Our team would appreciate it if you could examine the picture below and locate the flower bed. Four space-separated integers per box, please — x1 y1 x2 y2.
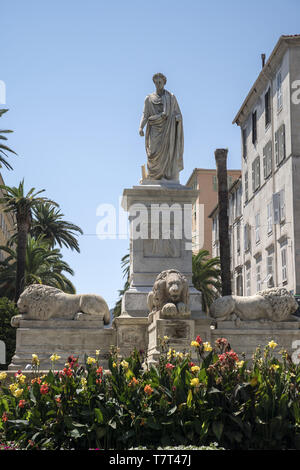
0 337 300 450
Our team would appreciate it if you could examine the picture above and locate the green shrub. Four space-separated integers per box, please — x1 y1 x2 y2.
0 337 300 450
0 297 18 370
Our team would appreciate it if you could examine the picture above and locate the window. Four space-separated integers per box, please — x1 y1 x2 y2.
266 255 274 287
244 223 251 252
246 266 251 296
252 156 260 193
236 222 241 254
255 213 260 244
275 124 286 165
236 274 243 296
276 70 282 111
265 87 271 127
263 141 272 179
236 185 242 218
281 247 287 282
252 110 257 144
213 216 219 244
279 189 285 223
244 171 248 202
267 201 273 234
242 127 247 159
256 264 261 292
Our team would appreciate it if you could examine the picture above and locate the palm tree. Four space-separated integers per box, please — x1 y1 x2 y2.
0 109 17 170
30 202 83 252
113 253 130 317
192 249 222 313
0 235 75 299
0 180 56 302
215 149 232 296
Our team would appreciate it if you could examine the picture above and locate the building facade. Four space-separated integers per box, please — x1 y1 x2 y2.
186 168 241 255
211 35 300 297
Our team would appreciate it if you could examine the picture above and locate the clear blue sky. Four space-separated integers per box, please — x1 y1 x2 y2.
2 0 300 308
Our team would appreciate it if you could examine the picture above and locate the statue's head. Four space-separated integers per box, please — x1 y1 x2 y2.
152 73 167 91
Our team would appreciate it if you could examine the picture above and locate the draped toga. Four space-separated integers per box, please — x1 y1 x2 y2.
140 90 184 181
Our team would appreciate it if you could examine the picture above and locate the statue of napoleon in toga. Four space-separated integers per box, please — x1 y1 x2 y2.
139 73 184 182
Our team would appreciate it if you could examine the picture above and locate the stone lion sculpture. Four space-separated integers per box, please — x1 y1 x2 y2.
209 287 299 323
11 284 111 327
147 269 190 318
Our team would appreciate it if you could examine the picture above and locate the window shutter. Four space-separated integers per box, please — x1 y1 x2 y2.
273 192 280 224
280 189 285 222
275 130 279 165
252 161 255 193
279 124 286 162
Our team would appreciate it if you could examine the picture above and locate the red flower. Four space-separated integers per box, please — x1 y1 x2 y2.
18 400 26 408
62 367 73 377
96 378 102 385
96 366 103 376
165 363 175 370
228 350 239 361
189 362 195 368
40 383 49 395
196 336 203 345
2 412 8 422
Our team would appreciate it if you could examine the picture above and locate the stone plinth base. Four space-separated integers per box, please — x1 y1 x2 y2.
113 315 148 358
8 320 116 371
147 311 211 364
211 320 300 361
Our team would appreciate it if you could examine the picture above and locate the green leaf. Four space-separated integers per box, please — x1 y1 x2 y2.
187 389 193 408
212 421 224 441
94 408 103 424
167 405 177 416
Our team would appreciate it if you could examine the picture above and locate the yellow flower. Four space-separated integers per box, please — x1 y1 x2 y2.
163 336 169 341
86 357 96 365
203 342 212 352
191 366 200 373
112 362 117 368
270 364 280 371
32 354 40 366
268 340 278 349
190 378 200 387
0 372 7 381
16 374 26 384
13 388 23 398
9 383 18 393
176 352 184 360
50 354 61 362
95 350 100 356
81 377 87 388
120 360 129 369
191 341 200 348
236 361 245 368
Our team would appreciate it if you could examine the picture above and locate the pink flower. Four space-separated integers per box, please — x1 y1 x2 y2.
166 363 175 370
196 336 203 345
40 384 49 395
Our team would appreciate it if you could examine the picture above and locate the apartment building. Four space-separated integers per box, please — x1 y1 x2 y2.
211 35 300 297
186 168 241 255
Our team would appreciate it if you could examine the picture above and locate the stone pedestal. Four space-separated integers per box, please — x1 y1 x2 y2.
113 315 148 358
8 319 116 371
121 180 203 317
210 320 300 361
147 311 212 364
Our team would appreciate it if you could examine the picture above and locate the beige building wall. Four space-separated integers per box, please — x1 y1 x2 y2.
220 35 300 297
186 168 241 256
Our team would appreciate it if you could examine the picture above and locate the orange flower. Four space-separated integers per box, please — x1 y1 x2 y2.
144 384 153 396
129 377 138 387
18 399 26 408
